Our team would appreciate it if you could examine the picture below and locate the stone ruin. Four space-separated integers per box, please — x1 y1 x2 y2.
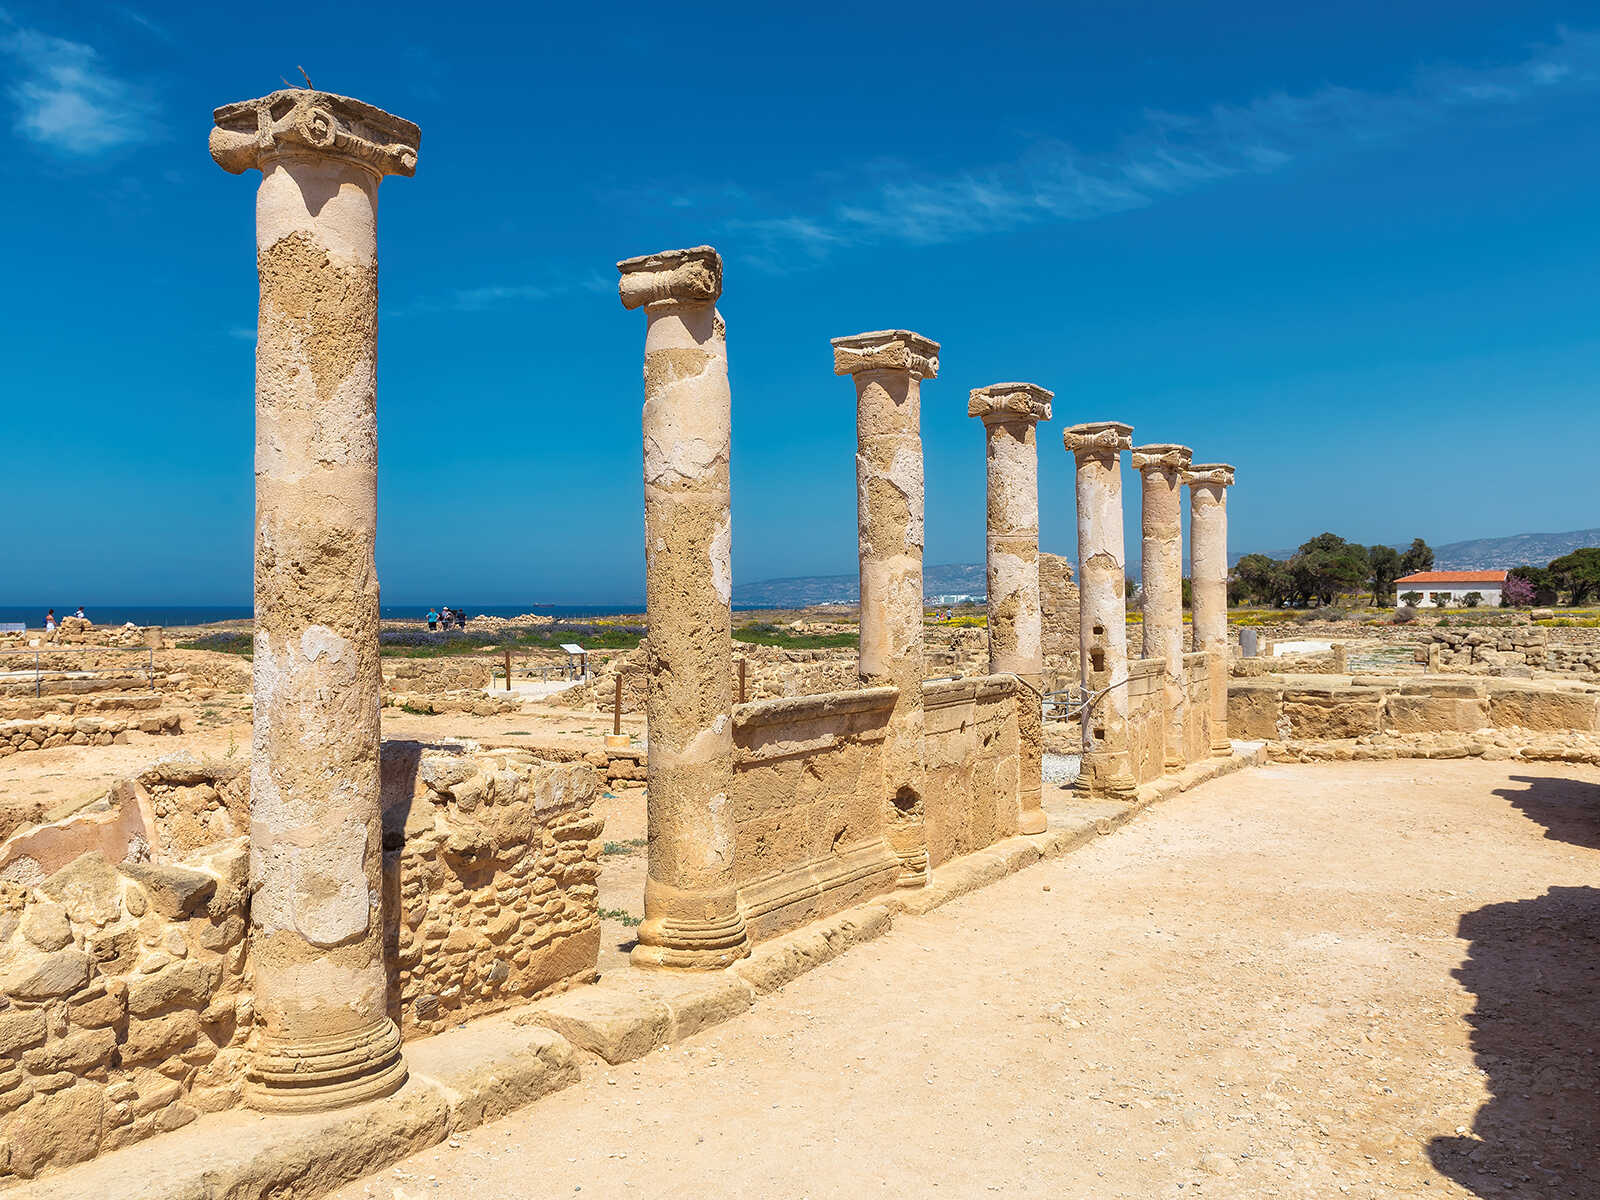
0 85 1243 1182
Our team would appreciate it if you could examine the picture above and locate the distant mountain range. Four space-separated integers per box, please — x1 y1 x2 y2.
1237 528 1600 570
736 529 1600 606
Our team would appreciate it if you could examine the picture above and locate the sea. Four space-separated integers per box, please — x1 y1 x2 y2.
0 603 768 630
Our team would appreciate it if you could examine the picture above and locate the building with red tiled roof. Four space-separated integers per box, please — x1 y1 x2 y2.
1394 570 1507 608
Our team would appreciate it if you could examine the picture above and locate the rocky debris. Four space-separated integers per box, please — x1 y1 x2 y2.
0 712 182 758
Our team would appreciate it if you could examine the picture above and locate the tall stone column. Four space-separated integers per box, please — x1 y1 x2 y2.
1186 463 1236 755
210 90 419 1111
1132 443 1193 772
1064 422 1136 799
833 331 938 886
618 247 749 968
969 383 1052 835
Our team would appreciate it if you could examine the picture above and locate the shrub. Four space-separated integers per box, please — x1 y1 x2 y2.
1462 591 1483 608
177 632 253 657
1393 605 1419 624
1400 591 1423 606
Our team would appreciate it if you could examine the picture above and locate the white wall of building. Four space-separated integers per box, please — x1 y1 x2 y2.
1395 585 1503 608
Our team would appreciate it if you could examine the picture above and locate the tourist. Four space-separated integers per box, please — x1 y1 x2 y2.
440 606 452 629
73 606 86 621
426 607 439 631
44 609 56 632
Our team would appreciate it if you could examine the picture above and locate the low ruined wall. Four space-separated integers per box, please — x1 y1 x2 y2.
382 745 601 1038
1126 658 1166 785
730 687 900 942
0 711 181 759
0 748 600 1181
384 657 494 694
384 689 522 717
1228 677 1600 743
1183 652 1212 762
922 676 1021 869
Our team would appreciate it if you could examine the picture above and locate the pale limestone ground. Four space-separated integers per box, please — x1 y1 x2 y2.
331 760 1599 1200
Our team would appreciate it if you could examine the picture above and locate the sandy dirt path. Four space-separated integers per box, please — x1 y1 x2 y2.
338 760 1596 1198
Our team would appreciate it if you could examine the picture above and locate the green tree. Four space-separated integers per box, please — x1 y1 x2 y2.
1400 591 1423 606
1547 547 1600 605
1291 533 1371 606
1399 537 1434 576
1368 544 1402 605
1233 553 1290 607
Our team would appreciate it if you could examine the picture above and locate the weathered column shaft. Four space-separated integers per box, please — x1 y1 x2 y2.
619 247 748 969
1186 463 1236 755
834 331 939 886
1134 444 1192 772
1065 422 1136 798
970 384 1052 835
211 90 419 1112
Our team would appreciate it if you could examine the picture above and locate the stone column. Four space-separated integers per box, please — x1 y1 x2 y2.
211 90 419 1111
1064 422 1136 799
1186 463 1236 755
833 331 939 886
969 383 1052 835
1132 443 1193 772
618 246 749 969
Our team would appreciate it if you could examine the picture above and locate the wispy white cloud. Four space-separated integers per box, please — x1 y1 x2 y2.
0 9 155 154
389 273 613 317
732 28 1600 263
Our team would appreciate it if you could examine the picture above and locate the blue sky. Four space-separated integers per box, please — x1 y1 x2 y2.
3 2 1597 604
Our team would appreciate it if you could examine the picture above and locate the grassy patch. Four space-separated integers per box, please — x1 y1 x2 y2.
379 623 644 658
602 838 648 856
177 632 252 657
599 906 642 927
734 622 857 649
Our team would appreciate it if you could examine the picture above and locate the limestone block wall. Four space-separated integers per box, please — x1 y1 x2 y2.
0 749 601 1181
1039 552 1082 674
381 746 601 1038
1183 652 1213 763
1126 658 1167 785
922 676 1022 868
0 712 182 760
730 688 901 942
384 657 495 693
1228 678 1600 742
0 763 252 1181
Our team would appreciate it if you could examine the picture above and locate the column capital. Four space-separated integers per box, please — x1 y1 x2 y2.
1131 443 1193 473
616 245 722 312
831 330 940 380
1063 420 1132 459
968 382 1052 424
1184 462 1236 488
211 89 419 178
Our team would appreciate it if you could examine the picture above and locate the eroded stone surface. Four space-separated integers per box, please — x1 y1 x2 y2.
619 247 748 969
1186 463 1235 754
836 330 941 885
1134 444 1193 771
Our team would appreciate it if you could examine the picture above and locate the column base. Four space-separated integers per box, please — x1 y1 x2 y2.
244 1017 406 1114
631 909 750 971
1163 754 1188 773
1019 809 1048 835
1210 738 1232 757
893 847 929 888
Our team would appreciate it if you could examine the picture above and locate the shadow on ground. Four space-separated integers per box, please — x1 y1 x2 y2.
1427 767 1600 1196
1493 774 1600 851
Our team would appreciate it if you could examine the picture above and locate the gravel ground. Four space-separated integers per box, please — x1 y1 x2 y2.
329 758 1599 1200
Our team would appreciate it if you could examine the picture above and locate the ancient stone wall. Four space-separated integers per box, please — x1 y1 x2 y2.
0 713 182 760
1126 658 1167 785
922 676 1021 868
0 748 599 1180
1183 652 1213 764
381 745 601 1038
384 657 494 693
730 688 900 942
1228 678 1600 743
1039 552 1081 670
